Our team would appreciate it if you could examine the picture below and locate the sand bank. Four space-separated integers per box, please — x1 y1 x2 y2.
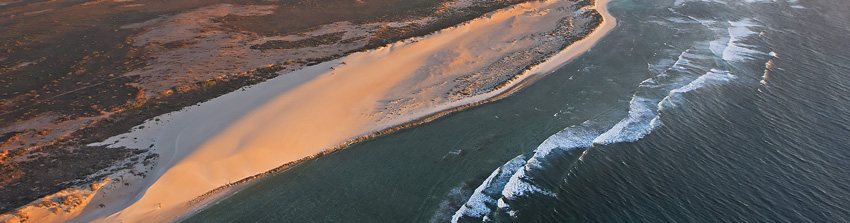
71 0 615 222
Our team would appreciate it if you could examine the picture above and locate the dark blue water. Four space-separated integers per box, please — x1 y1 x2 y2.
186 0 850 222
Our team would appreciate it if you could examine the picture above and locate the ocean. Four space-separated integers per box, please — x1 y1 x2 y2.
185 0 850 222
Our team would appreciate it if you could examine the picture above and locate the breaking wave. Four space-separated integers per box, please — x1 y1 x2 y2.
721 19 766 62
449 0 783 220
451 155 527 222
452 20 772 221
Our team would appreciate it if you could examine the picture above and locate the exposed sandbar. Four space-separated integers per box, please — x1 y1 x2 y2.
70 0 616 222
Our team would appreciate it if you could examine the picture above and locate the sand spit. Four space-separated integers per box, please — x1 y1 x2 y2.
0 0 532 217
61 0 615 222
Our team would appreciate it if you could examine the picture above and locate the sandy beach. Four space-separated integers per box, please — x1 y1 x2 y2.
66 0 616 222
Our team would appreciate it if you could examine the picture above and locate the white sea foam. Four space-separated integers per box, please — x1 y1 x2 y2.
674 0 724 6
741 0 799 3
593 96 662 145
497 119 614 200
480 121 610 220
589 48 709 144
660 69 737 109
671 49 702 71
739 0 805 8
451 155 526 222
597 68 736 146
722 19 766 62
501 167 556 200
674 0 802 8
710 37 730 58
492 67 742 220
466 0 786 219
668 48 715 77
671 69 736 94
497 198 508 209
533 121 603 159
699 18 771 64
495 48 743 206
664 17 700 24
479 51 742 219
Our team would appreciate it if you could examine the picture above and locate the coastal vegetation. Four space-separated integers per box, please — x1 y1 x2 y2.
0 0 536 215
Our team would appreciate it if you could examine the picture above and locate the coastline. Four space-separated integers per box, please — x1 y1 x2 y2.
69 0 617 222
0 0 530 214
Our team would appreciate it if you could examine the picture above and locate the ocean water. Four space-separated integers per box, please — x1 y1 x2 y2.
185 0 850 222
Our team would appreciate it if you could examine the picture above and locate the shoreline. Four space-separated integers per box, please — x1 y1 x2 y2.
181 0 616 220
0 0 531 214
71 0 616 222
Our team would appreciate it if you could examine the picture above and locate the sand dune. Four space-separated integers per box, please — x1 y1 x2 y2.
73 0 615 222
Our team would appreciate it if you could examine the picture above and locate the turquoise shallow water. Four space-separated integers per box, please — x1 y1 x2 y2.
186 0 850 222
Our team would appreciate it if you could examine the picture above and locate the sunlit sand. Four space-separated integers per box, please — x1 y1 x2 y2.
70 0 615 222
